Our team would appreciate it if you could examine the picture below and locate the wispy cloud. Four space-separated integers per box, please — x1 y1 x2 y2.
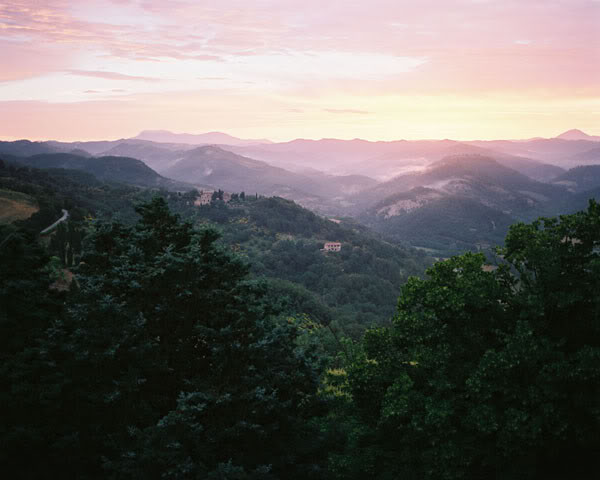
68 70 162 82
324 109 371 115
190 55 223 61
84 88 127 94
0 0 598 140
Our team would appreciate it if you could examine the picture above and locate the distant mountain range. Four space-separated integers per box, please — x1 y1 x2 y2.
132 130 273 146
3 128 597 180
466 138 599 165
159 145 377 214
222 129 598 179
566 146 600 166
354 154 565 214
0 141 377 215
355 155 589 254
1 128 599 255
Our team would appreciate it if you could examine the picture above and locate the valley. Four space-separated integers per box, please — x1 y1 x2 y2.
3 0 599 476
2 126 599 361
0 156 431 342
2 127 598 341
2 128 599 256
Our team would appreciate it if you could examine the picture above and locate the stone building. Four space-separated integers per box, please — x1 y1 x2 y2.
194 190 232 206
322 242 342 252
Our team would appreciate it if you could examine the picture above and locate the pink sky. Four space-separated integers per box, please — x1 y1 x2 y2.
0 0 599 141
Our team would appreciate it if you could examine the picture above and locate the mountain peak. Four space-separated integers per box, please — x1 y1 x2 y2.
556 129 593 140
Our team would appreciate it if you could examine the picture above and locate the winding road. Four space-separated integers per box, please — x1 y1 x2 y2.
41 209 69 234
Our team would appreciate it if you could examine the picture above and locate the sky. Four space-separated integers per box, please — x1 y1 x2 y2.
0 0 599 142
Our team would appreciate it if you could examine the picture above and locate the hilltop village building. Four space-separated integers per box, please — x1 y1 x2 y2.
194 190 232 206
194 191 213 206
322 242 342 252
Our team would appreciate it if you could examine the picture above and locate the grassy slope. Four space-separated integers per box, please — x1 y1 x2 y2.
0 189 38 224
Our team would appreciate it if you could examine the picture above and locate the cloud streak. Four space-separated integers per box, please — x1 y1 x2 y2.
68 69 162 82
324 109 371 115
0 0 598 140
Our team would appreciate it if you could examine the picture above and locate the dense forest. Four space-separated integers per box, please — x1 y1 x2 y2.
165 192 433 340
1 160 599 478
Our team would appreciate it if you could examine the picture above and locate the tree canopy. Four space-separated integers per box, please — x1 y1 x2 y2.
330 200 600 479
2 197 324 479
2 188 599 479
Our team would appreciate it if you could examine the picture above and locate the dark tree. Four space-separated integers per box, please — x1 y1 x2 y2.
0 226 65 478
331 201 600 480
32 197 324 478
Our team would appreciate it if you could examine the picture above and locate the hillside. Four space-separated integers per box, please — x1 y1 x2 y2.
551 165 600 193
11 153 194 191
0 140 59 157
359 187 514 254
563 187 600 214
300 171 378 194
353 155 569 254
159 145 375 214
0 189 38 224
97 141 194 171
0 155 432 337
0 157 148 233
16 139 378 214
164 193 433 337
161 145 320 193
566 146 600 166
0 139 379 215
496 155 565 182
353 155 564 216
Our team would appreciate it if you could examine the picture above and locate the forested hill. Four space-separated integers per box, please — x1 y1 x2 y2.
353 155 585 255
1 163 598 477
6 152 194 191
164 193 433 338
0 156 145 232
0 158 432 339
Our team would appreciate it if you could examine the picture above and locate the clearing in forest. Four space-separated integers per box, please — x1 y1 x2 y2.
0 189 39 224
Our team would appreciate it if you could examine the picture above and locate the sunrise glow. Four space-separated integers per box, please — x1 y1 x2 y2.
1 0 599 141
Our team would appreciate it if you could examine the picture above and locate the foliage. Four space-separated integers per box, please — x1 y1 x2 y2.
0 224 65 478
362 192 515 255
355 155 584 256
2 160 600 479
1 197 325 478
11 152 192 190
0 156 145 231
165 194 433 341
333 201 600 479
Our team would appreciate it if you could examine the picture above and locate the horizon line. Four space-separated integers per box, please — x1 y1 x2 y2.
1 127 599 145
